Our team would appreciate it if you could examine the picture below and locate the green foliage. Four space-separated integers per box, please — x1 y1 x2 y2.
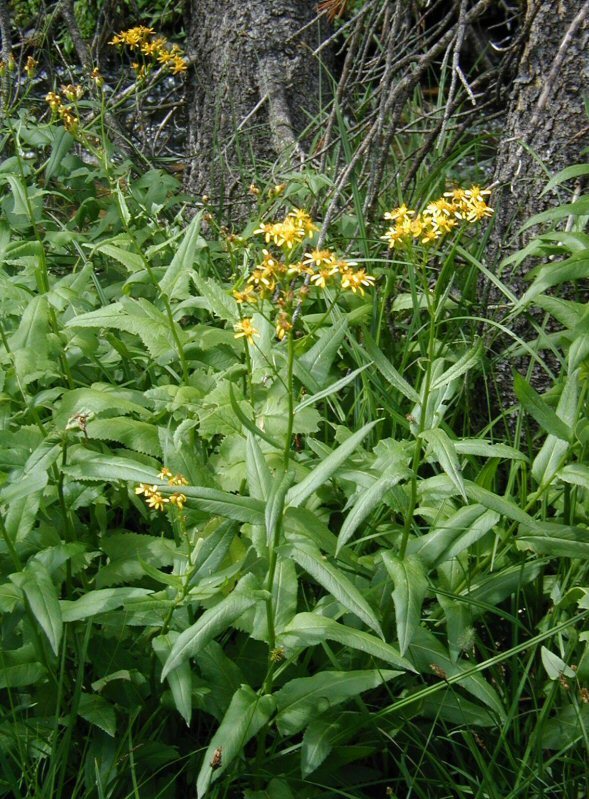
1 50 589 799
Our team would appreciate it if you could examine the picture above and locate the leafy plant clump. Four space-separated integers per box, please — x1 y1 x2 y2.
1 41 589 799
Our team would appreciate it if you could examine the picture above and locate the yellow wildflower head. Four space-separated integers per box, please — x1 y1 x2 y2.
25 56 38 77
234 318 258 344
340 267 375 295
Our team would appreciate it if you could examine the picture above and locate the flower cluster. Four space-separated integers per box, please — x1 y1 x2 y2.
24 56 38 78
109 26 188 76
45 84 84 132
233 207 375 344
135 467 188 512
381 186 493 249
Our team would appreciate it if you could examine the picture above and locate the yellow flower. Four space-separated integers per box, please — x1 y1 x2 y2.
288 208 318 237
158 467 173 480
275 312 292 340
233 284 256 304
169 492 187 509
340 268 375 295
384 204 414 223
45 91 62 110
90 67 104 86
61 83 84 101
24 56 38 77
303 248 335 268
146 491 169 511
234 318 258 344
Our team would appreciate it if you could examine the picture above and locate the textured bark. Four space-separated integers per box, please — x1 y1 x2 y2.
185 0 328 215
482 0 589 415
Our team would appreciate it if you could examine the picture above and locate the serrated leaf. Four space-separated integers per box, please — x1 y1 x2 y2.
274 669 399 736
85 417 161 456
286 420 377 508
78 693 117 737
196 685 275 798
161 579 257 679
381 553 428 655
96 243 144 272
62 454 160 485
191 273 239 322
288 542 382 636
279 613 414 671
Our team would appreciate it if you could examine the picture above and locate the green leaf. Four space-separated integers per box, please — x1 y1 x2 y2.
301 717 341 776
408 628 505 720
362 332 420 402
453 440 527 460
153 633 193 725
265 470 295 549
0 662 46 688
288 542 382 636
196 686 275 798
286 420 377 507
160 212 205 299
95 243 145 272
62 454 160 485
541 646 576 680
274 669 399 736
541 163 589 195
44 127 75 180
337 472 406 553
522 252 589 304
294 364 371 412
161 579 257 679
532 370 578 485
381 553 428 656
278 612 414 671
513 372 571 441
429 343 482 390
421 428 467 501
558 463 589 490
407 504 500 567
465 482 534 526
246 432 272 501
78 693 117 737
12 563 63 655
60 588 154 622
297 319 348 387
179 485 266 525
191 273 239 323
85 417 162 457
517 521 589 559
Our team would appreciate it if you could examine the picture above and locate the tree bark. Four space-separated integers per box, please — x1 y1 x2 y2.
482 0 589 413
184 0 328 217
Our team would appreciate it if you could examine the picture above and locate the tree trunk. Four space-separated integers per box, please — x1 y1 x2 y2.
184 0 328 217
483 0 589 414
